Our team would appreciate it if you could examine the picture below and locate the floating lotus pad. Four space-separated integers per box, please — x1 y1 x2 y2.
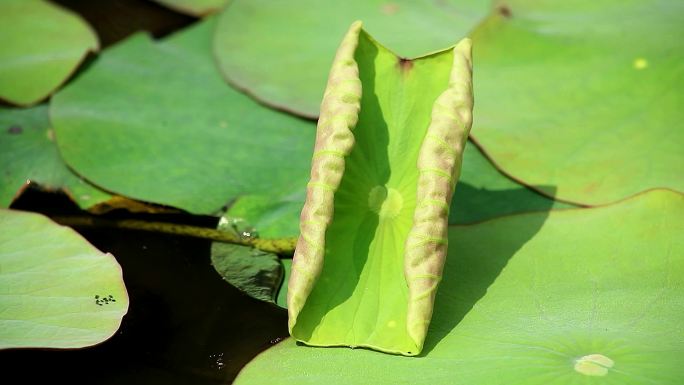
235 189 684 384
470 0 684 204
0 0 99 106
213 0 489 118
0 209 128 349
0 105 112 208
151 0 228 16
51 18 314 216
287 23 473 356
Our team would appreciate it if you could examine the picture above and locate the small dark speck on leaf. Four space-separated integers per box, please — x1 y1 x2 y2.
398 57 413 72
498 4 512 18
7 125 22 134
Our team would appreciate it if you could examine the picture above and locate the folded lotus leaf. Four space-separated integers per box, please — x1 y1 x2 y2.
287 22 473 356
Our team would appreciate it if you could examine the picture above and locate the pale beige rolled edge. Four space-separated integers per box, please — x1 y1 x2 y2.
287 21 363 333
404 38 473 351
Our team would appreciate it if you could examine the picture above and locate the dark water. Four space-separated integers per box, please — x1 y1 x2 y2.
3 188 288 384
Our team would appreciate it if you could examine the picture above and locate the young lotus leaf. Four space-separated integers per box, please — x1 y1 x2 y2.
151 0 228 16
0 209 128 349
470 0 684 204
0 105 112 208
0 0 99 106
51 18 314 216
236 190 684 384
287 22 473 356
213 0 489 118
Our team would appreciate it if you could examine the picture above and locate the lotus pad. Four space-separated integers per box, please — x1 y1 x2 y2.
51 18 314 216
213 0 489 118
151 0 228 16
0 209 128 349
287 23 473 356
470 0 684 204
0 0 99 106
0 105 112 208
236 189 684 384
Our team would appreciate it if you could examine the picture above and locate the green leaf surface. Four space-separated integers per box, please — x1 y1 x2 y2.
0 209 128 349
287 24 473 355
51 18 315 216
236 189 684 384
211 217 283 303
276 258 291 308
151 0 228 16
0 105 112 208
211 243 283 303
451 141 575 225
470 0 684 205
213 0 490 118
0 0 99 106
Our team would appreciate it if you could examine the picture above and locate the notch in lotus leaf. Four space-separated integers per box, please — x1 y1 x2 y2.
287 21 473 356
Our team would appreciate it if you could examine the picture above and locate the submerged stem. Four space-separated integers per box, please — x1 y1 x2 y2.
53 216 297 255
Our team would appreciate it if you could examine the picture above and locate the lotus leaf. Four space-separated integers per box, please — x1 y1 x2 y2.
51 18 315 216
235 189 684 384
211 217 283 303
0 0 99 106
213 0 489 118
0 209 128 349
287 22 473 356
0 105 112 208
151 0 228 16
470 0 684 204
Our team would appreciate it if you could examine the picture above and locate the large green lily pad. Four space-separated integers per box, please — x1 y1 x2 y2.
470 0 684 205
0 0 99 106
151 0 228 16
0 209 128 349
213 0 490 118
51 18 315 216
236 189 684 384
0 105 112 208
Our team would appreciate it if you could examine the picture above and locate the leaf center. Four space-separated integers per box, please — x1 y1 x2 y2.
367 185 403 219
573 354 614 376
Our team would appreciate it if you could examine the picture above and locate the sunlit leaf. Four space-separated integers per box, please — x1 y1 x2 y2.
51 18 315 217
0 0 99 106
151 0 228 16
213 0 490 118
0 209 128 349
235 189 684 385
0 105 112 208
470 0 684 204
287 23 473 355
